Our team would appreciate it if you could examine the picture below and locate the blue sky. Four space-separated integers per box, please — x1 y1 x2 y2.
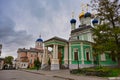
0 0 90 58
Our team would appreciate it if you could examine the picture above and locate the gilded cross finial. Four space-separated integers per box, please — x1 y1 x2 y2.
72 11 74 18
39 34 41 38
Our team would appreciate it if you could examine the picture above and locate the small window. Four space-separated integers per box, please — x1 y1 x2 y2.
83 34 88 41
77 36 79 40
74 52 78 60
74 48 78 60
86 52 90 61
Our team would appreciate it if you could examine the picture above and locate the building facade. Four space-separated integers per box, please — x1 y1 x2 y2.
42 10 118 70
16 36 43 69
17 7 118 70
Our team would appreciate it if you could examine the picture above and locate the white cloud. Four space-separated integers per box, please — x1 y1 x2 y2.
0 0 90 58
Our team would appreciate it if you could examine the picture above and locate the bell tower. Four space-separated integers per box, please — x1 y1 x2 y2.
35 35 43 50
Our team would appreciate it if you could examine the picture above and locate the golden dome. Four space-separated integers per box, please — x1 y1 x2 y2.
79 11 85 18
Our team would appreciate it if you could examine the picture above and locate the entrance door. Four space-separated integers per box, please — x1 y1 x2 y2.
58 52 62 68
58 52 62 65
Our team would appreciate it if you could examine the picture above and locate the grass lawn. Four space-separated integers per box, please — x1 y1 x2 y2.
70 66 120 77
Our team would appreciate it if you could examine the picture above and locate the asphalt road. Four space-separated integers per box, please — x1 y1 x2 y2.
0 70 67 80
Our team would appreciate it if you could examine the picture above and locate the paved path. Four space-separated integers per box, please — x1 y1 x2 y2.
0 70 66 80
21 69 108 80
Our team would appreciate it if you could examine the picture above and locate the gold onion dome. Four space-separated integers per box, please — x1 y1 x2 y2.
79 11 85 19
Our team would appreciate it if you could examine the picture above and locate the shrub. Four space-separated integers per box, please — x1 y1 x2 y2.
70 67 120 77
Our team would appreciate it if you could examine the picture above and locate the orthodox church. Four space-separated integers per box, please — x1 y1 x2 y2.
17 6 117 70
41 9 117 70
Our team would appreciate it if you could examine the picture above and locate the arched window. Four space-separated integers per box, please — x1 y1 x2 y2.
86 52 90 61
74 48 78 60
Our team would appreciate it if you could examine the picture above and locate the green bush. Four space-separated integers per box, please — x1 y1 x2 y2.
70 67 120 77
27 67 37 70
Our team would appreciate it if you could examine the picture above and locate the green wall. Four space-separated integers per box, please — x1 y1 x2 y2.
70 42 93 65
71 43 82 64
94 53 118 66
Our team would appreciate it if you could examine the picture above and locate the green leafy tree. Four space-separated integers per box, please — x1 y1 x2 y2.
90 0 120 67
34 58 41 70
4 56 14 65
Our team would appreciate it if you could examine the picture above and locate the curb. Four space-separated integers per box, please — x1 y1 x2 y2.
20 70 75 80
108 77 120 80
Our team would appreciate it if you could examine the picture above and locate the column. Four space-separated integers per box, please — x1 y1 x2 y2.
55 45 58 59
64 44 68 65
51 44 59 70
69 43 72 64
81 42 84 64
41 47 48 69
53 44 56 59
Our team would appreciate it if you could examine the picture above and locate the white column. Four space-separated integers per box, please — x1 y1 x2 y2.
41 47 47 68
51 44 59 70
64 44 68 64
81 42 84 64
53 44 56 59
69 43 72 64
55 45 58 59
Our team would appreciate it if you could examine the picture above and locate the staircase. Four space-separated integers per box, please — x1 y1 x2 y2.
41 64 50 71
60 65 68 69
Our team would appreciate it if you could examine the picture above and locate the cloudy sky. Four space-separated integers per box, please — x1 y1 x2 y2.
0 0 90 58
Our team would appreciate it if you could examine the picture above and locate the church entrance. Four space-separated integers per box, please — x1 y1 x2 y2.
58 52 62 66
43 36 68 70
58 46 64 69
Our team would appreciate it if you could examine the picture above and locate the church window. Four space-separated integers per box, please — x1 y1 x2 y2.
74 52 78 60
79 35 82 40
85 48 90 61
83 34 88 41
77 36 79 40
86 52 90 61
74 48 78 60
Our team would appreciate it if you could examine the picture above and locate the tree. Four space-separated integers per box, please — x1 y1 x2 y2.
90 0 120 67
4 56 14 65
34 57 41 70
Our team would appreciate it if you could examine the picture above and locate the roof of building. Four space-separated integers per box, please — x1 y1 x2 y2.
84 12 91 18
71 25 93 33
17 48 28 53
17 48 43 53
79 11 85 18
44 36 68 43
70 18 76 23
36 38 43 42
28 48 43 53
69 39 94 44
92 19 98 24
